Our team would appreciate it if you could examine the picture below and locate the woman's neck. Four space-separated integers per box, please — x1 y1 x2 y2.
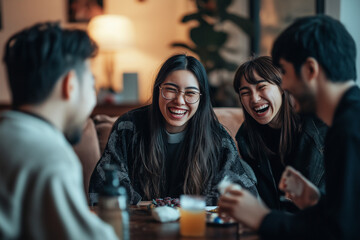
165 130 186 144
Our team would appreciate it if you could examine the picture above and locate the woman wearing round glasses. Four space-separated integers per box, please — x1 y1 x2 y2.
89 54 258 205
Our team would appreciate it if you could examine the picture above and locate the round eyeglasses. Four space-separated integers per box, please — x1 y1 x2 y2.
159 86 201 104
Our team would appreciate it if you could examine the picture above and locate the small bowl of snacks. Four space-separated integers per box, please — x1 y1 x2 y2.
205 206 237 227
148 197 181 223
149 197 180 209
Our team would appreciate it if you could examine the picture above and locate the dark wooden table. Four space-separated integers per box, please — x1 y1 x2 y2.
127 207 259 240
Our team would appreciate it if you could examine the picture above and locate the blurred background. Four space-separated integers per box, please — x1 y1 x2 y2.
0 0 359 109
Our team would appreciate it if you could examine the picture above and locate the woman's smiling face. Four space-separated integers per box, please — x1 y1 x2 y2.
239 71 283 128
158 70 200 133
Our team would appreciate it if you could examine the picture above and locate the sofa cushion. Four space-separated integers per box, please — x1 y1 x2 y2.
72 118 100 203
214 107 243 140
93 114 118 154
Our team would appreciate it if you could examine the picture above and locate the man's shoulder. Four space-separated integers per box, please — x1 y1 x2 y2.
329 89 360 140
0 111 76 168
333 87 360 131
0 112 65 145
332 110 360 139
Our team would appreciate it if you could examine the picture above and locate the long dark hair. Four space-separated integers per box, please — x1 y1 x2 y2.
133 54 222 199
233 56 301 163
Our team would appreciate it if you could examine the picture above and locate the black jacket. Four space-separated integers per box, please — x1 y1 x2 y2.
259 86 360 240
236 115 327 211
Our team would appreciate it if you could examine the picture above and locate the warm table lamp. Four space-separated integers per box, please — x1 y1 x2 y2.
88 14 134 92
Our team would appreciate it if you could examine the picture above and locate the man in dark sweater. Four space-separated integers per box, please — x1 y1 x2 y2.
218 15 359 239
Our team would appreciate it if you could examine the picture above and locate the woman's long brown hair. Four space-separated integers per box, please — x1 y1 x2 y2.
132 54 222 199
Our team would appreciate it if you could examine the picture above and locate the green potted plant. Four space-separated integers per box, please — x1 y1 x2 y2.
171 0 253 106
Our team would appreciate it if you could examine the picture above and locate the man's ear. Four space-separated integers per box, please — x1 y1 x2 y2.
303 57 319 83
61 71 75 100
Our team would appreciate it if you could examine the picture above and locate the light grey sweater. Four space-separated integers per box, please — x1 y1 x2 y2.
0 111 118 240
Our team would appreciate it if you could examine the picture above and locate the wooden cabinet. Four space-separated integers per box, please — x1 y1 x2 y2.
91 104 144 117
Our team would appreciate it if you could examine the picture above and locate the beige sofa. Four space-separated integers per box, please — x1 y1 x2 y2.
73 107 244 202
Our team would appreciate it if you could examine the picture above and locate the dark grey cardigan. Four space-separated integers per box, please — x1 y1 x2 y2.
89 105 258 206
236 115 327 211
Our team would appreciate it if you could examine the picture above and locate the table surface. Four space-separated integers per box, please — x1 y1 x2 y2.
118 206 259 240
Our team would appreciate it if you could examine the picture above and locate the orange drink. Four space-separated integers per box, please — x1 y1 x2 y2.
180 208 206 236
180 195 206 237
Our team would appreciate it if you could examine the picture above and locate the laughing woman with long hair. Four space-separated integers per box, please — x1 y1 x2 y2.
89 54 257 205
233 56 327 212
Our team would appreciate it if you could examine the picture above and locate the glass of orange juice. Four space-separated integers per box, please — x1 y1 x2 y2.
180 195 206 237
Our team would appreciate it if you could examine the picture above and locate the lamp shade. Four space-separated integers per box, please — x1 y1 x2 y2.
88 14 134 51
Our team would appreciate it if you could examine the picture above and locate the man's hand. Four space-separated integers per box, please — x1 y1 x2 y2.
279 166 320 209
218 188 270 231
